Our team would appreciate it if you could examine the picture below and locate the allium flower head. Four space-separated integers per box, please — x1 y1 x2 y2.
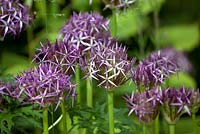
15 63 76 107
124 88 162 123
84 39 135 90
188 89 200 114
60 12 110 55
162 87 191 124
33 40 80 75
0 0 32 38
133 48 179 90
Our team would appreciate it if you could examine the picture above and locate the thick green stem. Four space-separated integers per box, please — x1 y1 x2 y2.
61 101 67 134
86 78 93 107
108 91 114 134
154 115 159 134
192 113 197 134
75 65 81 103
142 124 146 134
43 108 49 134
153 10 160 49
169 124 175 134
27 27 33 60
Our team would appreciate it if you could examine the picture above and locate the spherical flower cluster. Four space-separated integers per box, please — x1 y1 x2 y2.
15 63 76 107
60 12 110 55
0 0 32 37
33 40 80 75
188 89 200 113
133 48 179 90
162 87 191 124
84 38 135 90
124 88 162 123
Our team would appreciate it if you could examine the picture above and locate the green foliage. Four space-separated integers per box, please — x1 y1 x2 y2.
71 0 100 11
109 8 147 40
0 96 42 134
159 24 199 51
114 80 136 95
1 52 31 75
67 103 140 133
167 72 197 89
140 0 165 14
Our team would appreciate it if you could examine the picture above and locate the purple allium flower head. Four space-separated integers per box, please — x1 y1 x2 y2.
124 88 162 123
60 12 110 55
188 89 200 114
162 87 191 124
33 40 80 75
133 48 179 90
84 39 135 90
0 0 32 38
15 63 76 108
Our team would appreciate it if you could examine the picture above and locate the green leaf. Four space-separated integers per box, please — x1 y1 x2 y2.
1 52 32 75
3 64 32 75
15 106 42 119
167 72 197 88
109 9 147 40
1 52 29 67
0 113 15 134
114 80 136 95
140 0 165 14
71 0 90 11
71 0 100 11
159 24 199 51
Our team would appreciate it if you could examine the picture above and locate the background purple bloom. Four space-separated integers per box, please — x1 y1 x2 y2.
133 48 180 90
0 0 32 37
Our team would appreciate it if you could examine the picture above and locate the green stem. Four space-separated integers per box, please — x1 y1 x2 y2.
48 115 63 131
169 124 175 134
86 78 93 107
154 115 159 134
192 113 197 134
153 10 160 49
75 65 81 103
61 101 67 134
113 10 118 37
27 27 33 61
108 91 114 134
43 108 49 134
143 124 146 134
